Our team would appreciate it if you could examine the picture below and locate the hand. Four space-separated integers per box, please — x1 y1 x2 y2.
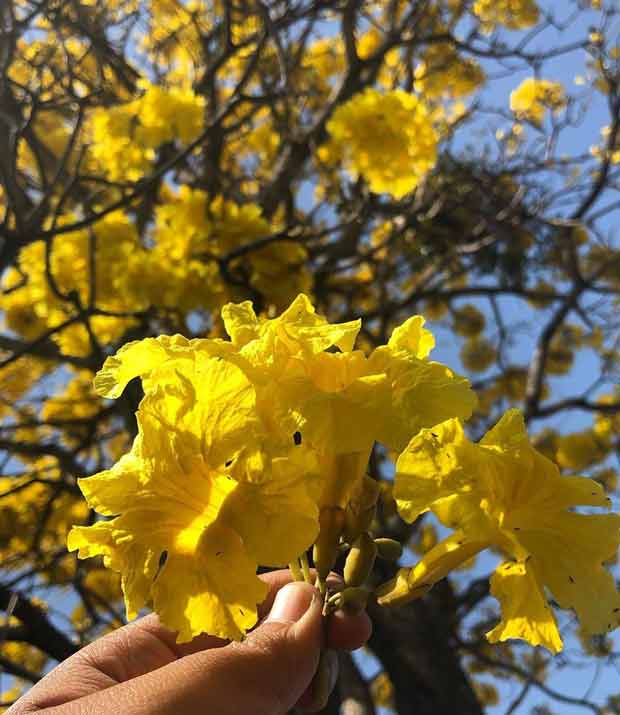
9 570 371 715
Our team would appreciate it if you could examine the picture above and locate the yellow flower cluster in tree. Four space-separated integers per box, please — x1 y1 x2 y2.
472 0 540 33
0 212 148 357
323 89 438 199
71 567 123 633
89 81 205 181
510 78 566 125
380 411 620 653
1 194 309 357
414 45 485 99
69 295 475 641
151 188 310 311
0 613 48 705
0 457 88 564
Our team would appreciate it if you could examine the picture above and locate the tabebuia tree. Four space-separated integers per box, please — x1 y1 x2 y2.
1 0 620 713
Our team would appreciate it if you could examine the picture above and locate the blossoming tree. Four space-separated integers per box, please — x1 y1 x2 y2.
1 0 620 713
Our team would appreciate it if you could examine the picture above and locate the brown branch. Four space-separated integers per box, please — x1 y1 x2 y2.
0 585 78 662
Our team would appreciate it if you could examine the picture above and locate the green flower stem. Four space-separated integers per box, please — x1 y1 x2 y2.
300 551 312 583
289 560 303 582
316 572 327 597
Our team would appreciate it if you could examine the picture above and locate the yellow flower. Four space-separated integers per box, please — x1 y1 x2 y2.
70 348 320 642
72 567 123 630
555 430 610 471
370 671 395 711
0 356 50 418
368 316 477 451
510 78 566 125
2 685 24 712
325 89 438 199
460 336 496 372
0 614 47 677
0 211 146 356
414 45 485 99
219 299 474 523
150 187 310 312
89 81 205 181
473 0 539 33
220 298 476 457
379 409 620 653
0 457 87 562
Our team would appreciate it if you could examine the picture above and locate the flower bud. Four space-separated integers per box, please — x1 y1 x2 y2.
313 506 345 579
327 586 369 613
345 503 376 542
374 537 403 561
344 532 378 587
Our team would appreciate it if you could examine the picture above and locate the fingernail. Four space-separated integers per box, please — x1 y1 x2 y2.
267 582 316 624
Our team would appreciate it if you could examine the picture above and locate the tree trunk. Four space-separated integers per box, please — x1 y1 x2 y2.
368 582 484 715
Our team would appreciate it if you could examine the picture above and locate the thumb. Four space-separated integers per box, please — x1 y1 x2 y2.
196 581 326 715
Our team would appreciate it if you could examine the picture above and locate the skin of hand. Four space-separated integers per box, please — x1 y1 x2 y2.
8 570 372 715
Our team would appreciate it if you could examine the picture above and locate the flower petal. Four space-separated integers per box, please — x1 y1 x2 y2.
387 315 435 359
151 522 268 642
223 450 320 565
68 520 159 620
486 560 563 654
394 419 479 523
94 335 195 398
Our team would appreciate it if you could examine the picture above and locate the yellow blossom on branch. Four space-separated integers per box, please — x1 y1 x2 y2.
473 0 540 33
323 89 438 199
510 78 566 125
414 45 485 99
89 81 205 181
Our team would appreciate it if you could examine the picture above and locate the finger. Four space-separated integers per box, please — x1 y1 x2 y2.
328 607 372 651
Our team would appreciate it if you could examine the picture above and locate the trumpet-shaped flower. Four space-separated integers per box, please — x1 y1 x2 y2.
69 352 320 642
473 0 540 33
378 409 620 653
368 316 477 452
219 297 476 507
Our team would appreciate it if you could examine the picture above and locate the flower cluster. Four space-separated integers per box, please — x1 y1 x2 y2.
152 188 310 311
472 0 540 33
89 81 205 181
69 295 475 641
0 195 310 358
0 212 147 357
414 45 485 99
510 78 566 125
68 295 620 652
322 89 438 199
